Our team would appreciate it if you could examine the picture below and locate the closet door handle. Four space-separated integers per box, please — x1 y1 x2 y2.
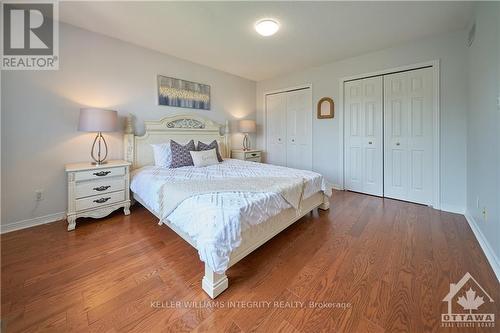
396 142 400 146
291 139 295 143
278 138 282 142
368 141 373 145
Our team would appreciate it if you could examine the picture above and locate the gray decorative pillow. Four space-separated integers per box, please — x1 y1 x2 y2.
198 140 223 162
169 140 195 168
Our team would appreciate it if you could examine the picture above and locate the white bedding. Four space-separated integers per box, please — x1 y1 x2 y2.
130 159 331 273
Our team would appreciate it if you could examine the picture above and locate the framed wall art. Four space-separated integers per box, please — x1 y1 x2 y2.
157 75 210 110
317 97 334 119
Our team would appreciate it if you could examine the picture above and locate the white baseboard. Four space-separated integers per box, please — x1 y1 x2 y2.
465 211 500 282
440 204 465 214
1 212 66 234
332 183 343 191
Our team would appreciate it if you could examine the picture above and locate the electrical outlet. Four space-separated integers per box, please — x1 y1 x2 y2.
35 190 43 201
482 207 487 222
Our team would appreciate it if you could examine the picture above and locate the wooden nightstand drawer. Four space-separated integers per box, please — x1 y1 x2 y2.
231 149 263 163
75 190 125 211
74 167 125 181
245 151 261 159
75 178 126 199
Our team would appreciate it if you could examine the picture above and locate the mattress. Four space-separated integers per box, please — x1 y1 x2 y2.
130 158 331 272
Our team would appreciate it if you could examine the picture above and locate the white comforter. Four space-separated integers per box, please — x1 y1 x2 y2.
130 159 331 273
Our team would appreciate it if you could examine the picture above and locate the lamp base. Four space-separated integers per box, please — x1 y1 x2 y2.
91 161 108 166
242 133 251 151
91 132 109 165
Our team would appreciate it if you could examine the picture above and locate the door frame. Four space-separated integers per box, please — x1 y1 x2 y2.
338 60 440 209
263 84 313 167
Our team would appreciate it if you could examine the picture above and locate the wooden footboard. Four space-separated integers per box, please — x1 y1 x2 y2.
133 191 329 298
227 191 326 267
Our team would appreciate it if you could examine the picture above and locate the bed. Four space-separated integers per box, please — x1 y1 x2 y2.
124 114 330 298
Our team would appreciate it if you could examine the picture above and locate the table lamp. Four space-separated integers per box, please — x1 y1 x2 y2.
78 108 118 165
239 119 256 151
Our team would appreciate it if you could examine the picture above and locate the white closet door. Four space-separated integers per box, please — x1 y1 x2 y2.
344 77 383 196
265 93 287 166
286 88 312 170
384 68 433 204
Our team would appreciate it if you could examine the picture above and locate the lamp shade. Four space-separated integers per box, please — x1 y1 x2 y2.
239 119 256 133
78 108 118 132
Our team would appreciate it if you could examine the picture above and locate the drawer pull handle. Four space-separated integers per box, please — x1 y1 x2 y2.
93 197 111 204
93 171 111 177
251 153 257 156
93 185 110 192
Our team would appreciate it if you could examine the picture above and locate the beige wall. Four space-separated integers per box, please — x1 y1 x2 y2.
1 23 256 227
466 3 500 269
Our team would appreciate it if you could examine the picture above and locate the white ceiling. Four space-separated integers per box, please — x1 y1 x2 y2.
60 1 473 81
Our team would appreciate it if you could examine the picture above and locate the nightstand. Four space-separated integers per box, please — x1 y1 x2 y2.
65 160 131 231
231 149 262 163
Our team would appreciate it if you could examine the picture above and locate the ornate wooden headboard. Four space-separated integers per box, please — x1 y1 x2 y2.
124 114 229 169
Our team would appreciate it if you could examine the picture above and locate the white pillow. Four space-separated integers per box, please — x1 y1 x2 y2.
190 148 219 167
151 143 172 167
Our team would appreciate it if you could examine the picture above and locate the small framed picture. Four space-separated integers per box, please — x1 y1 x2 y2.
317 97 334 119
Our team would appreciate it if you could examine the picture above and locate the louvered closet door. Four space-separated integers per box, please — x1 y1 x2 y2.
384 68 433 204
286 88 312 170
344 77 383 196
265 93 287 166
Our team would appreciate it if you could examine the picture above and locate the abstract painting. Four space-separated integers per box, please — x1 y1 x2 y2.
157 75 210 110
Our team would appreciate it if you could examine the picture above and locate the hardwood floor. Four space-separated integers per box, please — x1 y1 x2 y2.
1 190 499 332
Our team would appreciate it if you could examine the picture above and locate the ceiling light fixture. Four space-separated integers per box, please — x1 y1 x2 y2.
255 19 280 37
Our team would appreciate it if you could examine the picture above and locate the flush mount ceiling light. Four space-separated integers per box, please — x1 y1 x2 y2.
255 19 280 37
